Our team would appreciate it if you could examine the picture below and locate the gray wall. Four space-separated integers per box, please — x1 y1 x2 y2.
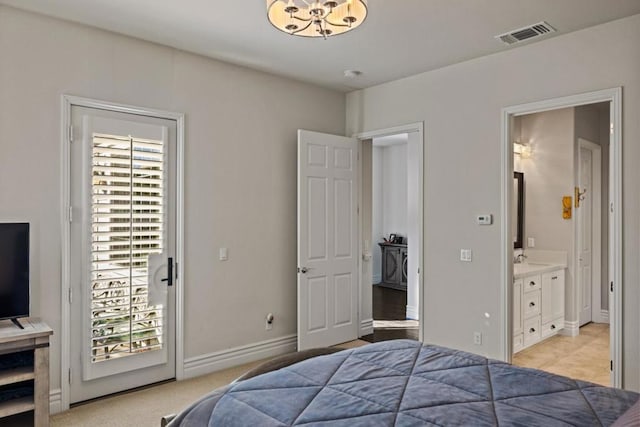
516 108 576 320
346 14 640 390
0 6 345 394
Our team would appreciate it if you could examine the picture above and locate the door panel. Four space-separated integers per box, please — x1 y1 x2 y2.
70 105 176 403
578 145 593 326
298 130 358 350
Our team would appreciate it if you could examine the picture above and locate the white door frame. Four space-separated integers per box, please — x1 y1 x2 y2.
500 87 622 387
576 138 603 324
60 95 185 411
354 122 424 342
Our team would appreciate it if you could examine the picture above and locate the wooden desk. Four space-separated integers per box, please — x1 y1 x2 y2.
0 318 53 426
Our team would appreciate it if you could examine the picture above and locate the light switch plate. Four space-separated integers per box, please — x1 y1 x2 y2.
460 249 472 262
219 247 228 261
528 237 535 248
476 214 493 225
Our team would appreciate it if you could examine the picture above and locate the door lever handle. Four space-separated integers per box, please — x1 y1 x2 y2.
161 257 173 286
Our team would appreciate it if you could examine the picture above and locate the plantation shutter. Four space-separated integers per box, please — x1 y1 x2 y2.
90 131 165 363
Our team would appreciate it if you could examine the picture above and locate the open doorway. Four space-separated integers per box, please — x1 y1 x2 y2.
510 103 610 385
358 127 423 344
296 124 423 350
501 88 622 388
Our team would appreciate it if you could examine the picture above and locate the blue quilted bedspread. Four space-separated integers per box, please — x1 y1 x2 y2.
171 340 639 426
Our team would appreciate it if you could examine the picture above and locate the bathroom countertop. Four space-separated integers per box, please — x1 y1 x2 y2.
513 262 566 278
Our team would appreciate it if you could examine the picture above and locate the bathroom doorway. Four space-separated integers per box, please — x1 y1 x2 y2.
501 88 622 387
510 103 610 385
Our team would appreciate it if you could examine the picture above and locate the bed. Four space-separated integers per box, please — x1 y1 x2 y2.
168 339 639 426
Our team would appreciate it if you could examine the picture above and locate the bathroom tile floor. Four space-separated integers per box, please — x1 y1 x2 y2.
512 322 610 386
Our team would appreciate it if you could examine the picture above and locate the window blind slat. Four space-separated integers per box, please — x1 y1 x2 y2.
89 131 165 364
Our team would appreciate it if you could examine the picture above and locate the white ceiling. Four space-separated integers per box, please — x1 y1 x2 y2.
2 0 640 92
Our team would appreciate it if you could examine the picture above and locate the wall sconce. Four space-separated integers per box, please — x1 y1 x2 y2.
514 140 533 159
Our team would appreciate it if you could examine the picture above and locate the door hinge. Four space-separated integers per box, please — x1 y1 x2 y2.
68 125 73 143
417 267 420 274
175 262 178 280
68 206 73 223
68 287 73 304
610 202 614 213
68 368 72 384
610 282 613 292
610 360 613 372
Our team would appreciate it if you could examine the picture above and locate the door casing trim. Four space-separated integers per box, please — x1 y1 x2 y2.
60 95 185 411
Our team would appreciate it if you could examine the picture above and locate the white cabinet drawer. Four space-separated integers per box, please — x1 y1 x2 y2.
523 290 541 319
523 274 542 293
513 334 524 353
524 316 541 346
542 318 564 338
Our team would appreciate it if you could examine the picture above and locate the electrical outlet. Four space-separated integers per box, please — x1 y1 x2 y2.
528 237 535 248
473 332 482 345
460 249 472 262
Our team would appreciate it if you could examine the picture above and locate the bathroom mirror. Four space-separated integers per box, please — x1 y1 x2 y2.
513 172 524 249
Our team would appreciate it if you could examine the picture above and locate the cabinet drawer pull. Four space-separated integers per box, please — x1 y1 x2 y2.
529 328 536 333
551 324 556 330
551 276 558 280
529 281 536 286
529 302 536 307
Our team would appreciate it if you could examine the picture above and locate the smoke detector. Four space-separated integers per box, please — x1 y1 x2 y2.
496 21 556 45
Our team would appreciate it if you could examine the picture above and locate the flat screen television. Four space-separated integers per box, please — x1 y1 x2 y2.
0 223 30 327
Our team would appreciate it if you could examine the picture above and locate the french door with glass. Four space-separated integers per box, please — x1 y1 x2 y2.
69 105 177 403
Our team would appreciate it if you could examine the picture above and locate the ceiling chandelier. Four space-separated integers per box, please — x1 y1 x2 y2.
266 0 368 39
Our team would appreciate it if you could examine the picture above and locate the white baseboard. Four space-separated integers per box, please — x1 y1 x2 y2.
372 274 382 284
360 318 373 336
183 334 297 379
406 305 419 320
600 310 609 323
50 388 63 414
560 320 580 337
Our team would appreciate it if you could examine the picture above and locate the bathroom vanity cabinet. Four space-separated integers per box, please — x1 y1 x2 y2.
513 268 565 353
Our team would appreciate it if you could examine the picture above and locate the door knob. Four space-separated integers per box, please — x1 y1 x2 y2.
298 267 309 274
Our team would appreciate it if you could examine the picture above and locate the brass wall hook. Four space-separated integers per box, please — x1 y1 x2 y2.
575 187 587 208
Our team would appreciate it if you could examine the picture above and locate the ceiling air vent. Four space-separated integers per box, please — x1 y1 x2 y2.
496 21 556 45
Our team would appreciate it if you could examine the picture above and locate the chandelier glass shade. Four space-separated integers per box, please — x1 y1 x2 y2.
266 0 368 38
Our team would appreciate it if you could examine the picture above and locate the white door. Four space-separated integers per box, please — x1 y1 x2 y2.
576 139 601 326
297 130 359 350
70 106 177 403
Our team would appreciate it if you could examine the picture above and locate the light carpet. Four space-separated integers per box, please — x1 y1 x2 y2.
0 339 369 427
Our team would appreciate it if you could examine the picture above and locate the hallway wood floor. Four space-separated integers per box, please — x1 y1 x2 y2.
361 285 418 343
512 322 610 386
